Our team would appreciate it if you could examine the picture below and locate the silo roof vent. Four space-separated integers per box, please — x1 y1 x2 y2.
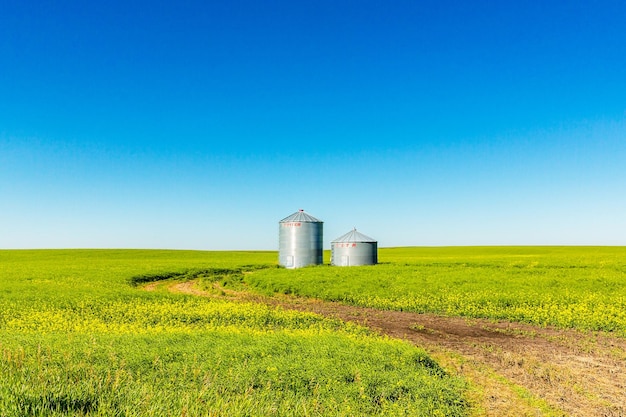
279 209 323 223
332 228 377 243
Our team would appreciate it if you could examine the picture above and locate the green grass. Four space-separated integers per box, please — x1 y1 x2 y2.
244 246 626 335
0 249 468 416
5 246 622 416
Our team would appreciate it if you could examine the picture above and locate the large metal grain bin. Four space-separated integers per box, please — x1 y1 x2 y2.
278 209 323 268
331 228 377 266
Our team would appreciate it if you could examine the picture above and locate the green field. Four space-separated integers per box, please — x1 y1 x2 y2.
1 247 625 416
245 247 626 335
0 250 467 417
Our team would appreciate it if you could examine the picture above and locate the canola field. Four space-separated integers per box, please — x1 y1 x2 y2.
244 246 626 335
2 247 625 416
0 250 467 417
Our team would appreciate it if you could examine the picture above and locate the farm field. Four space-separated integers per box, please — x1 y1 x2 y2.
1 247 625 416
245 246 626 335
216 246 626 415
0 249 466 417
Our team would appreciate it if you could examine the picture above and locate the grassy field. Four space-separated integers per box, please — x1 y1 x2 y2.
243 247 626 335
0 250 468 417
2 247 625 416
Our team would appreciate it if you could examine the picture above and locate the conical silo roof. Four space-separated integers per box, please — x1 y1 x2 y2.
332 228 376 243
279 209 323 223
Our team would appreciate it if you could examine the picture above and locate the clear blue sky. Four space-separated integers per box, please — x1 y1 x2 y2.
1 0 625 249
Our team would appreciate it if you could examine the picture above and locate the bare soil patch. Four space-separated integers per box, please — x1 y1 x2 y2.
142 282 160 291
159 281 626 416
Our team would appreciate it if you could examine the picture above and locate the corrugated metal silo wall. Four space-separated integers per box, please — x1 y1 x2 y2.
331 242 378 266
279 221 323 268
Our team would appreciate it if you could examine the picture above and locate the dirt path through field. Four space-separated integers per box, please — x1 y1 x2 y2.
164 281 626 416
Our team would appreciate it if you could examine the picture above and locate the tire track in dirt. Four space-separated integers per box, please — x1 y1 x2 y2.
161 281 626 416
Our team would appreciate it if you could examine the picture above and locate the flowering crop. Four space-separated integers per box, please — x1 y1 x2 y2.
0 249 468 417
246 246 626 335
